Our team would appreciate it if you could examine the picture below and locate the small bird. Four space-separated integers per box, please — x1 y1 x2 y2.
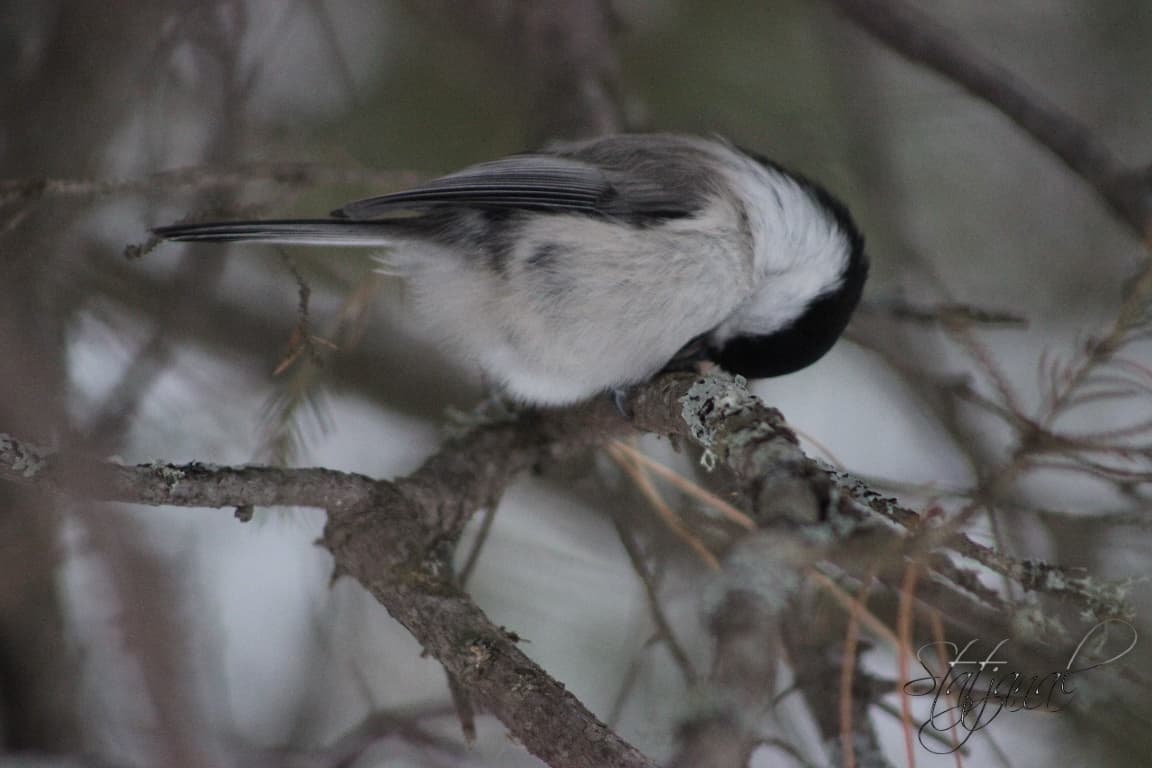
154 133 867 406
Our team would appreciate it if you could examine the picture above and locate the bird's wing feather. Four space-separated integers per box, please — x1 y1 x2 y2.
152 219 401 246
334 145 707 220
334 155 614 219
154 136 733 245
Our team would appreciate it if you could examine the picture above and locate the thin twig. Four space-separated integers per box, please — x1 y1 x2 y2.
896 562 920 768
606 443 721 570
610 507 699 687
0 162 421 207
457 506 498 587
609 440 755 530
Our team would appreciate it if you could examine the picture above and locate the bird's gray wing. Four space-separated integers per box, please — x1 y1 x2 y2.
333 151 701 220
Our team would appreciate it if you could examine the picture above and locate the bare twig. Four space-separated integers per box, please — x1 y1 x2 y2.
609 440 756 531
607 442 721 569
0 162 421 207
859 299 1029 328
609 507 700 687
456 505 498 587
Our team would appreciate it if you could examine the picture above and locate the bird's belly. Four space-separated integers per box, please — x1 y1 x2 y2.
406 216 750 404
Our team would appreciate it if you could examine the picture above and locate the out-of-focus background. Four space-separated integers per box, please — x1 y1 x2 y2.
2 1 1151 766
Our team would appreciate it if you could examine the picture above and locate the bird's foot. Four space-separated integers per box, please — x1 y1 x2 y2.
443 392 523 438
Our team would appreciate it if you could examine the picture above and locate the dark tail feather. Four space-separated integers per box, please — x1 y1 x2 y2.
152 218 404 247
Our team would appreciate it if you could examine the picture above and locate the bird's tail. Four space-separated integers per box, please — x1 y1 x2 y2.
152 219 406 247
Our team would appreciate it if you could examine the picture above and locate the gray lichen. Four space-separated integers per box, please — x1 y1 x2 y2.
0 432 50 478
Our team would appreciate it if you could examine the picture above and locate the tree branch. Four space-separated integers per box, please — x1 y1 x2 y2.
2 370 1134 766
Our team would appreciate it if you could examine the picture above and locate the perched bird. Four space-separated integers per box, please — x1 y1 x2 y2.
154 133 867 405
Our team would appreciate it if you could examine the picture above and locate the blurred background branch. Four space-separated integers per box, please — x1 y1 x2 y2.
826 0 1152 236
